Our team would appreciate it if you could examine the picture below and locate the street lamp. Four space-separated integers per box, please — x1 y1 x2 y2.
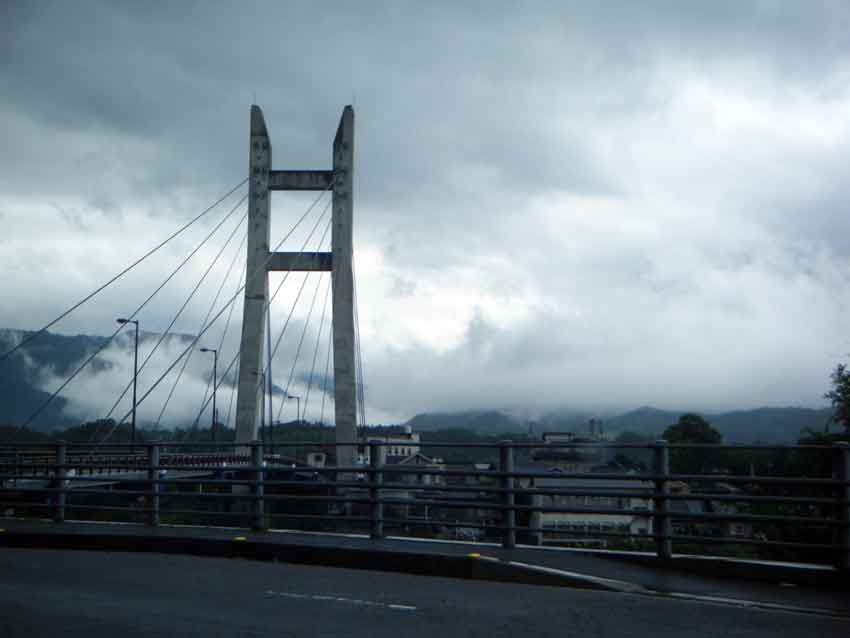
287 394 301 425
199 348 218 442
116 318 139 451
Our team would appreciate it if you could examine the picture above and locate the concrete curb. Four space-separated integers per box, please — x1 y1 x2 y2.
589 550 847 590
0 529 630 593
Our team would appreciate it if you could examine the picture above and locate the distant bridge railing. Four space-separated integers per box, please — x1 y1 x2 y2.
0 440 847 571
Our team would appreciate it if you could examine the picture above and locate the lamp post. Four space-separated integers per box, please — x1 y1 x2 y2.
286 394 301 425
200 348 218 442
116 318 139 451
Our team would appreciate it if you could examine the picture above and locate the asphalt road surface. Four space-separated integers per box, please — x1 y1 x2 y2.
0 548 846 638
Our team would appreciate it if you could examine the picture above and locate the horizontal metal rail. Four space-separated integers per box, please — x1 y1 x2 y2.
1 440 847 570
0 441 836 451
6 462 846 486
16 484 846 511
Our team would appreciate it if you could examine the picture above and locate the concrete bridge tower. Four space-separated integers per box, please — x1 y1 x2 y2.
234 105 357 467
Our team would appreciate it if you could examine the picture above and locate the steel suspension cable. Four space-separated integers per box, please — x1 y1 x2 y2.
263 272 310 421
199 190 336 437
102 200 248 423
275 263 328 423
190 258 247 433
103 187 332 440
0 178 248 364
302 277 332 423
262 201 332 381
194 202 332 430
208 267 251 436
155 231 247 429
264 308 273 447
195 213 332 430
21 191 247 430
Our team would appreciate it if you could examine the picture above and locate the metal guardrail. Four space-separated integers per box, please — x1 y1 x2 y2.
0 440 848 571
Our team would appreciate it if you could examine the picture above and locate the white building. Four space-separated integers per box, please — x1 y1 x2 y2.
359 426 421 464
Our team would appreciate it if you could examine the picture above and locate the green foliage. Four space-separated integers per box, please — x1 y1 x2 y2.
420 428 534 464
824 363 850 433
663 414 722 445
614 430 652 443
798 429 850 445
791 429 850 477
612 453 646 471
0 424 51 443
56 419 123 443
663 414 722 473
612 430 653 468
606 406 833 443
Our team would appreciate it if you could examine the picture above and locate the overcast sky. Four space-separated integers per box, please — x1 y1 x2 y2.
2 1 850 426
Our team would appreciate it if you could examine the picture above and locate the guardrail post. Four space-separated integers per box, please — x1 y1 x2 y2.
53 442 66 523
653 440 672 560
500 440 516 549
369 441 384 539
835 442 850 572
252 442 266 531
147 444 160 527
528 493 543 546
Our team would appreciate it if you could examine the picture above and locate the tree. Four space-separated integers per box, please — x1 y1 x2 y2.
824 363 850 433
663 414 722 445
613 430 653 468
663 413 722 473
0 425 50 443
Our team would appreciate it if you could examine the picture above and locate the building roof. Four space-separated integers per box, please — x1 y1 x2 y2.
532 476 654 491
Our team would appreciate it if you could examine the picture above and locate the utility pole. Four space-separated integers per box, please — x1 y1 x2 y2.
200 348 218 442
116 318 139 452
287 394 301 425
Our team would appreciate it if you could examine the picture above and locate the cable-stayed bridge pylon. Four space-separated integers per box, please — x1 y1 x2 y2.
236 105 357 465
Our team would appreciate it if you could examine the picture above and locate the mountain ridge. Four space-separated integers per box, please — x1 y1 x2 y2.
0 328 836 441
405 405 835 443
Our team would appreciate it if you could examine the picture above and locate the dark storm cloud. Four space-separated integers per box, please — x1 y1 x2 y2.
2 1 850 424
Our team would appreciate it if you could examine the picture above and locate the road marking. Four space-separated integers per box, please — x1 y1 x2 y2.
658 591 850 619
475 555 646 593
265 590 416 611
474 556 849 618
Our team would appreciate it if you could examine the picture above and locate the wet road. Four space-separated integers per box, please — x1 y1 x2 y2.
0 548 847 637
